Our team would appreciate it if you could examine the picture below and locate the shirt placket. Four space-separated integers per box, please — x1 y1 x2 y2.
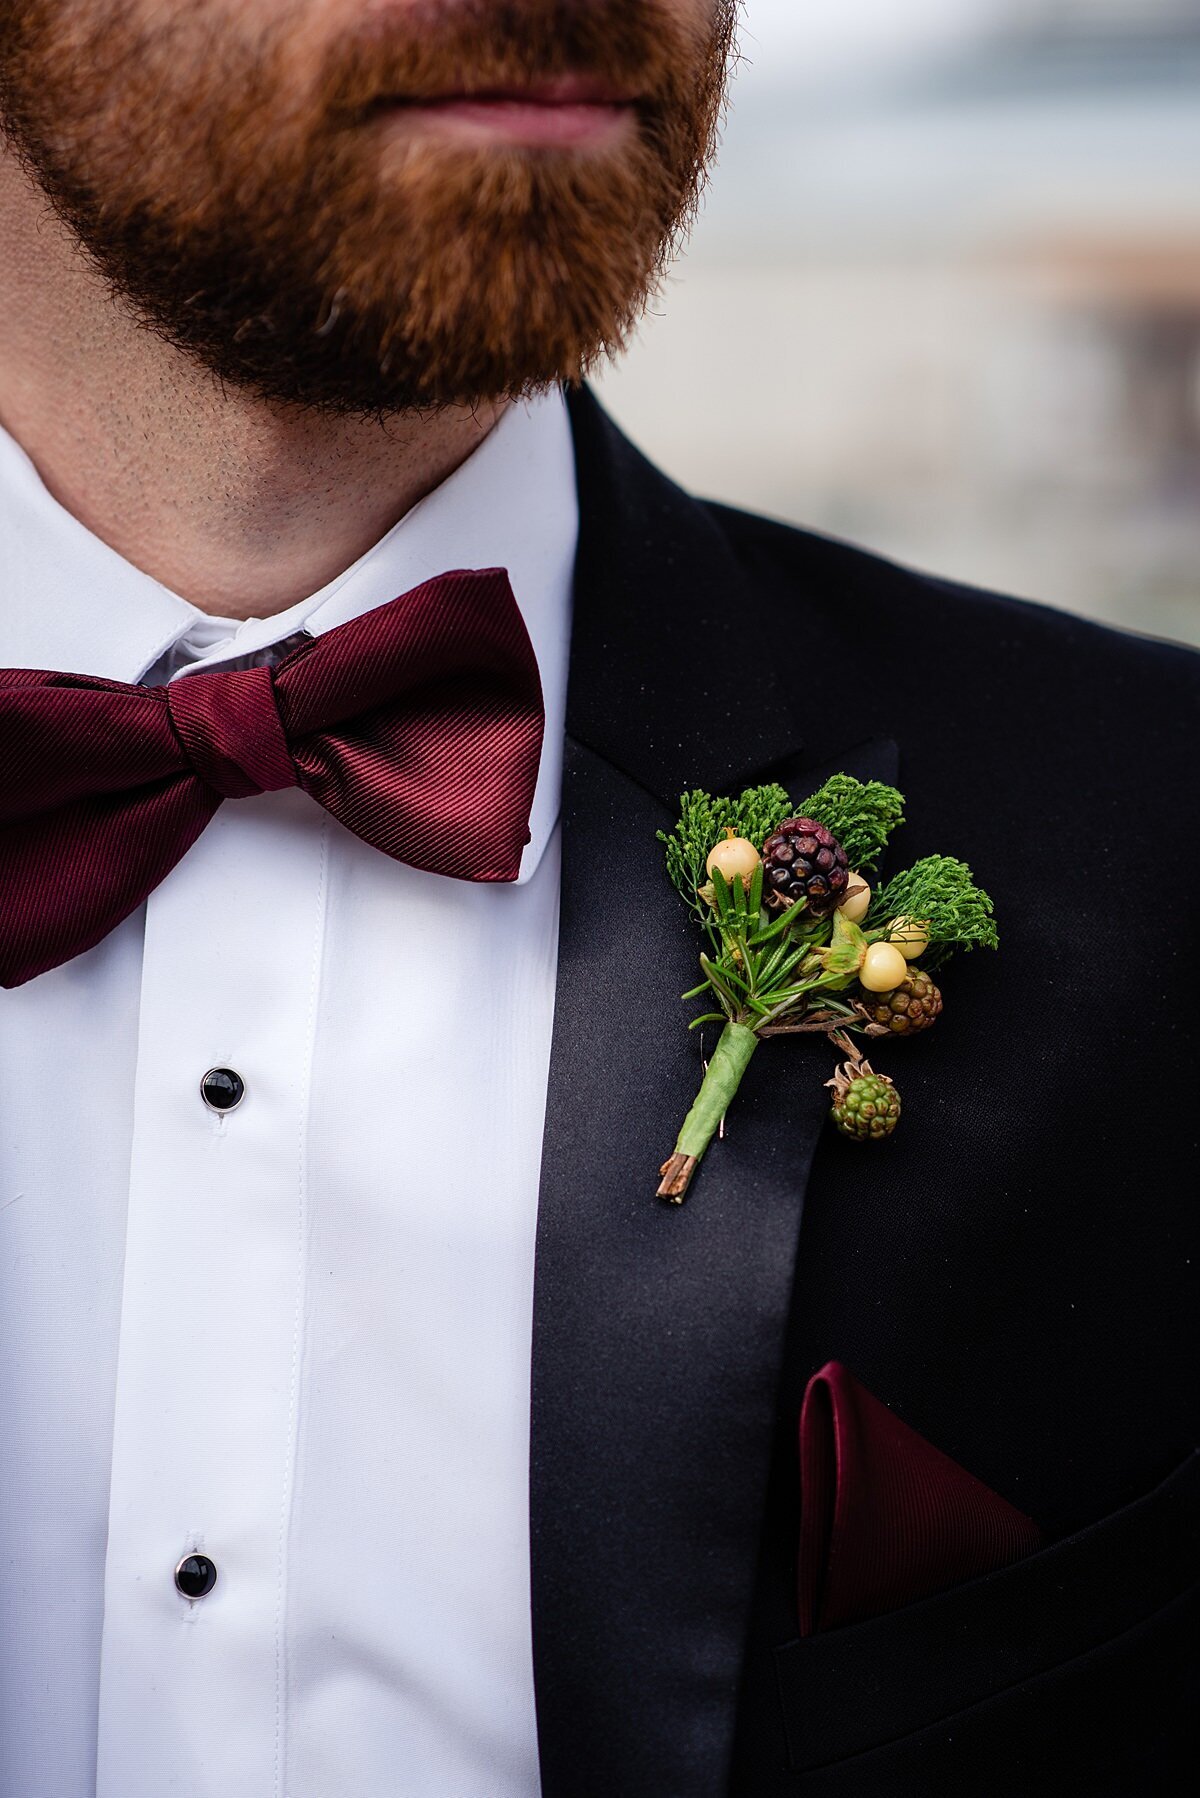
95 791 329 1798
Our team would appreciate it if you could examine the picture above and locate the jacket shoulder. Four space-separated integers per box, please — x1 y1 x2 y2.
701 497 1200 693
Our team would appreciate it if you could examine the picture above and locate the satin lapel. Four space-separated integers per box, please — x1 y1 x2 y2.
528 371 901 1798
530 734 897 1798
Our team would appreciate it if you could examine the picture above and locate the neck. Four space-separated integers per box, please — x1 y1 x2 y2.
0 153 506 620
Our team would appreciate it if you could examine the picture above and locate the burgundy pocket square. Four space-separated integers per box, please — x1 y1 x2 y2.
798 1360 1043 1636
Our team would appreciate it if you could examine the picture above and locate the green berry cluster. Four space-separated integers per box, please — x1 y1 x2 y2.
828 1062 901 1142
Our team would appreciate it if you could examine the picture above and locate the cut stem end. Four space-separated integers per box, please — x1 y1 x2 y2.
657 1153 698 1203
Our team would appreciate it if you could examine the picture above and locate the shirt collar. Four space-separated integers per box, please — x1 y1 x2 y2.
0 389 577 882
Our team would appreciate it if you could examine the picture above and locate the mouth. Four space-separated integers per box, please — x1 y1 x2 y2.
370 76 639 149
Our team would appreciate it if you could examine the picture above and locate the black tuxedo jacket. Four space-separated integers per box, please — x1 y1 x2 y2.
530 386 1199 1795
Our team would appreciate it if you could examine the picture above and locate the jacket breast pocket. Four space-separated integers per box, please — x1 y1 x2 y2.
772 1450 1200 1792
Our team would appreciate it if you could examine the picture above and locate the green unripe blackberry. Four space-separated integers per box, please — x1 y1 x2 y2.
826 1057 901 1142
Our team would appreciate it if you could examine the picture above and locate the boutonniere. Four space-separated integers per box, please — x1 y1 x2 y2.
656 775 997 1201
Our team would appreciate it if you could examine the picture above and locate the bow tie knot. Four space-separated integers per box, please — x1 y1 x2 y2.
166 662 298 800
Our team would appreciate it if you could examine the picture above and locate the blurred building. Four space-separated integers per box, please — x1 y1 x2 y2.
595 0 1200 646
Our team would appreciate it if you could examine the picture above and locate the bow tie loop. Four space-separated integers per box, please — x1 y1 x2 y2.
166 663 298 799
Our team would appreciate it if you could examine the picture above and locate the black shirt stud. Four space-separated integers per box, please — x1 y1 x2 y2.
174 1553 218 1600
200 1067 245 1112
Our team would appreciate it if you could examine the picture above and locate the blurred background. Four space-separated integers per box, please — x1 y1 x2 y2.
594 0 1200 646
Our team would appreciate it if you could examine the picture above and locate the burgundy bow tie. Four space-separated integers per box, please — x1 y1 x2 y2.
0 568 544 989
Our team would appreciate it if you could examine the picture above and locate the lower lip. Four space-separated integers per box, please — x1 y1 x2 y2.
380 96 636 149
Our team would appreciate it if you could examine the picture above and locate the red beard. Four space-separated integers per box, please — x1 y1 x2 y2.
0 0 735 414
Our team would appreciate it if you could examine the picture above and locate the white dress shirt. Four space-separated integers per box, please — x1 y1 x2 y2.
0 390 576 1797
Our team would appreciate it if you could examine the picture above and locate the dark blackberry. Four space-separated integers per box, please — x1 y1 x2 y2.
761 817 849 916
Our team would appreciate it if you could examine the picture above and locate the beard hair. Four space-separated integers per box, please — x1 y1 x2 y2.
0 0 736 417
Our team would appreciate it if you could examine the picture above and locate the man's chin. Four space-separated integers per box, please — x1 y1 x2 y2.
132 285 615 419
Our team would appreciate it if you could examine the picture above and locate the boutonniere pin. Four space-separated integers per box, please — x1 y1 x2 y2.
656 775 997 1201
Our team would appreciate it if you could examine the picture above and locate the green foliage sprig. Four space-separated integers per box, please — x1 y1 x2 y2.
660 780 996 1020
872 856 999 969
659 774 905 927
658 783 791 930
797 775 906 873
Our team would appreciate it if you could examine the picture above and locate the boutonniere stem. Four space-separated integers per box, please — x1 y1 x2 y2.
659 1019 759 1195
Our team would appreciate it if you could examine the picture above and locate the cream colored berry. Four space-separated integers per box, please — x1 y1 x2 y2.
837 872 871 923
705 833 761 888
860 941 909 992
889 915 930 961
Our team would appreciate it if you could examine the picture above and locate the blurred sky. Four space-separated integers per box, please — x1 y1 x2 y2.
734 0 981 78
